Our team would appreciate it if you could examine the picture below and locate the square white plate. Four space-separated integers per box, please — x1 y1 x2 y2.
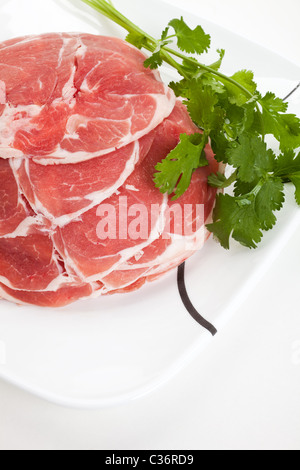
0 0 299 408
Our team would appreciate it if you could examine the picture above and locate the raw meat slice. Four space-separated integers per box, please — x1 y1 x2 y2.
0 33 175 163
0 158 38 237
0 282 94 308
53 150 168 281
12 131 155 225
0 231 68 291
0 33 79 106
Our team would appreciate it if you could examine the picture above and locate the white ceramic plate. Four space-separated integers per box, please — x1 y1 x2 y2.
0 0 299 408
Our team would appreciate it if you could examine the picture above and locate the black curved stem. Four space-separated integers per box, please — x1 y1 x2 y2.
283 81 300 101
177 263 217 336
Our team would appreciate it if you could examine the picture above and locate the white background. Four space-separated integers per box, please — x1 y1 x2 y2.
0 0 300 450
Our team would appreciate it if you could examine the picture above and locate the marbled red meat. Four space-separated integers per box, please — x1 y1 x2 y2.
0 33 220 307
0 33 175 162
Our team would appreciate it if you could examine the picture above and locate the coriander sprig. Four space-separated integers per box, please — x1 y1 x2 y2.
81 0 300 249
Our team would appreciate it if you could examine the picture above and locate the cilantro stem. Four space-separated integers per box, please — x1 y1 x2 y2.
81 0 155 43
165 34 177 40
224 169 238 187
248 179 264 198
159 50 190 80
208 169 238 189
163 47 253 99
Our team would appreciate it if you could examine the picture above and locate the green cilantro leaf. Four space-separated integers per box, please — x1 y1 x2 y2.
201 75 226 94
125 32 147 49
289 175 300 205
234 180 257 197
206 193 263 249
260 93 300 150
260 92 288 113
186 81 225 132
225 70 257 106
208 49 225 72
226 134 275 183
169 79 187 97
221 101 256 139
274 150 300 205
154 133 208 199
168 17 211 54
207 177 285 248
144 50 163 69
255 178 285 230
161 27 170 42
169 79 189 97
210 130 231 163
274 150 300 177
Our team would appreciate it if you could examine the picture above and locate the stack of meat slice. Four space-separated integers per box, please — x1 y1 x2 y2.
0 33 219 307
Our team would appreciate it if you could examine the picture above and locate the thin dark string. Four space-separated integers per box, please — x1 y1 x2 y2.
177 262 217 336
283 81 300 101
